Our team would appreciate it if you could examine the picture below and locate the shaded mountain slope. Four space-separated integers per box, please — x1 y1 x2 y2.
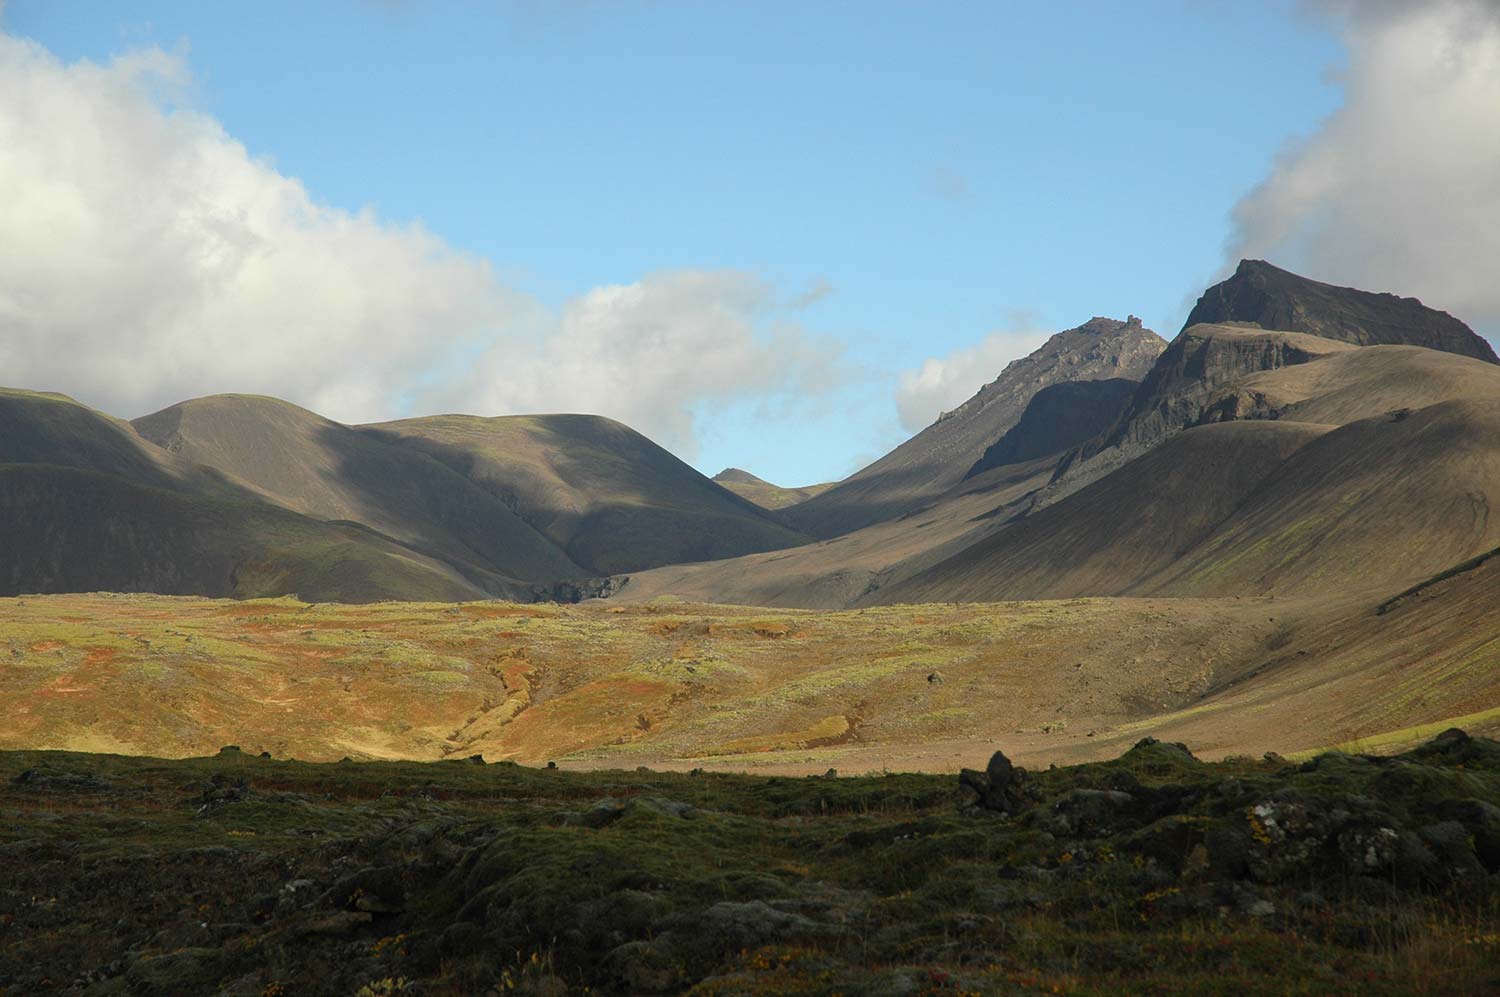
132 395 584 586
0 388 231 494
871 420 1332 603
710 468 833 510
780 316 1166 539
362 414 809 574
1188 259 1499 363
0 465 487 603
0 391 530 602
965 377 1138 477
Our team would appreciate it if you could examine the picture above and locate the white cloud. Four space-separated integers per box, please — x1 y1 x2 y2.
893 319 1051 433
1229 0 1500 331
440 270 844 459
0 33 841 455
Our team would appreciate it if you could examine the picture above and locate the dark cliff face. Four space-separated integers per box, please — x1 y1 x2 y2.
964 377 1139 478
1186 260 1499 364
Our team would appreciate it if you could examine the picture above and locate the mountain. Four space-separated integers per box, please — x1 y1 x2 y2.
0 390 487 602
360 414 809 574
780 316 1167 539
710 468 834 510
2 390 808 603
875 345 1500 605
132 395 585 589
1186 259 1499 363
1034 325 1357 505
964 377 1138 478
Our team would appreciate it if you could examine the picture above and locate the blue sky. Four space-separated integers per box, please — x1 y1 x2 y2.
4 1 1494 485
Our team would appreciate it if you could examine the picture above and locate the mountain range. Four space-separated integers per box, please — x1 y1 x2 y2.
2 258 1497 617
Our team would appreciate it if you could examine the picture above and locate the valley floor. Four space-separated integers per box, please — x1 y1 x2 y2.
1 584 1497 773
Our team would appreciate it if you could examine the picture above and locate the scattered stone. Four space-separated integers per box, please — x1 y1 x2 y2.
926 671 943 684
824 768 838 779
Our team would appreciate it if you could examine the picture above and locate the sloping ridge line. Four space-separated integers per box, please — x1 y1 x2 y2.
1375 543 1500 616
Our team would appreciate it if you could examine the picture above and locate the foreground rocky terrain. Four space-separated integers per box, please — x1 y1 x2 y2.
3 731 1498 995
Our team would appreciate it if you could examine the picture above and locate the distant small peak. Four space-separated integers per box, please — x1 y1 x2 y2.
713 467 765 485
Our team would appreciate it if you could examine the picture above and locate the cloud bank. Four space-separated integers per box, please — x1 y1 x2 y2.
0 33 838 458
1230 0 1500 332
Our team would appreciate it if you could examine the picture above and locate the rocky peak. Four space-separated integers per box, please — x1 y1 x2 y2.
1185 260 1498 364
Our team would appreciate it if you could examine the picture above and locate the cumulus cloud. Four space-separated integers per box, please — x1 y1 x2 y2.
0 33 841 455
439 270 844 458
893 316 1051 433
1229 0 1500 332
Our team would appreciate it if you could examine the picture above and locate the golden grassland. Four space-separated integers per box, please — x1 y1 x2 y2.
2 586 1496 773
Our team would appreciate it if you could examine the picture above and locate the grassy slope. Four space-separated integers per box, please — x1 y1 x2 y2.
2 737 1497 995
363 413 809 574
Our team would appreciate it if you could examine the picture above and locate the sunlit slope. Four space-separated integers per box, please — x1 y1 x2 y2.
364 413 809 574
133 394 585 585
1086 544 1500 761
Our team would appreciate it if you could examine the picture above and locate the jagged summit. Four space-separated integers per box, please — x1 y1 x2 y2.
1186 260 1499 364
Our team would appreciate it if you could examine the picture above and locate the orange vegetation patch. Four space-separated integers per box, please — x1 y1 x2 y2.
82 648 119 667
481 674 679 762
29 641 65 653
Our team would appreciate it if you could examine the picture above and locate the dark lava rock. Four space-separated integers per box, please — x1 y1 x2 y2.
959 749 1033 815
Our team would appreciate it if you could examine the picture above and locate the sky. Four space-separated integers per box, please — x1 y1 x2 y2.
1 1 1496 485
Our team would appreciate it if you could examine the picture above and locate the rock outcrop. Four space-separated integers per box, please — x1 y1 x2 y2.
1186 259 1498 364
